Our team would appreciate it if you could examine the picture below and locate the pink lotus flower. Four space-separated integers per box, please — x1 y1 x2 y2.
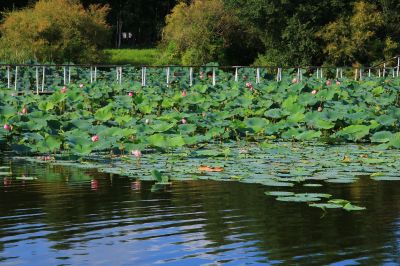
326 80 331 86
60 86 67 94
91 135 99 142
243 75 248 79
128 92 134 97
182 90 187 97
3 124 11 131
336 81 341 85
292 78 298 84
318 107 323 112
131 150 142 158
181 118 187 124
200 75 204 79
311 90 317 95
131 180 141 190
79 83 84 88
22 107 28 114
145 119 150 125
246 82 254 90
91 179 98 190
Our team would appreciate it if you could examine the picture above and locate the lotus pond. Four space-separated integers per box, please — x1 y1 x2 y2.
1 73 400 263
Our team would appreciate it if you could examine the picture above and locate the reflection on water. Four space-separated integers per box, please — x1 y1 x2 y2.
0 157 400 265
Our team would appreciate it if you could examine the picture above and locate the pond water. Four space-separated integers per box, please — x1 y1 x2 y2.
1 155 400 265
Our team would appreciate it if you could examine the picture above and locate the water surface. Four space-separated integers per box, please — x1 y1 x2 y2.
0 157 400 265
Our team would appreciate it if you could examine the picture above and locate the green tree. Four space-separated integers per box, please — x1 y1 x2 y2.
317 1 386 65
0 0 111 63
158 0 245 65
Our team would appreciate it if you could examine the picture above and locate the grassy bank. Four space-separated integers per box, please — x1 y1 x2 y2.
104 48 160 65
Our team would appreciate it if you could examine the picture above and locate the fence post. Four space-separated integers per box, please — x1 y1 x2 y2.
141 67 146 87
397 56 400 77
379 69 381 77
256 68 260 84
68 66 71 84
119 67 123 84
63 67 67 85
340 68 343 79
383 63 386 77
14 66 18 91
212 67 216 86
7 66 10 89
166 67 170 86
90 66 93 83
316 68 319 79
234 67 238 82
368 68 371 78
94 66 97 82
42 66 45 92
336 68 339 79
116 67 119 82
36 67 39 95
321 68 323 79
354 68 358 81
189 67 193 87
359 68 362 81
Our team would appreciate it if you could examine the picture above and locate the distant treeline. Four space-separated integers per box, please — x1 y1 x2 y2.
1 0 400 66
0 0 178 47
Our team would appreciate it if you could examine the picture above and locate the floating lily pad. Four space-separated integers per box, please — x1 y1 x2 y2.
265 191 295 197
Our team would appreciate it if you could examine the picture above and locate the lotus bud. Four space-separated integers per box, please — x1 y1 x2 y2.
91 135 99 142
131 150 142 158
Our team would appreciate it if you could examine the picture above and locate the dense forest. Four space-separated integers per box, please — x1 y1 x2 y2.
1 0 400 66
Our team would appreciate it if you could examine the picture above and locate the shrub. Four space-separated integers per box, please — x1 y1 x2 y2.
0 0 111 63
158 0 242 65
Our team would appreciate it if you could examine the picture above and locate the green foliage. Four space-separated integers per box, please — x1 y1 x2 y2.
317 1 385 65
0 0 111 63
158 0 244 65
104 49 160 65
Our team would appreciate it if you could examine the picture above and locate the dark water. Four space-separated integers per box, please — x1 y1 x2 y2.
1 158 400 265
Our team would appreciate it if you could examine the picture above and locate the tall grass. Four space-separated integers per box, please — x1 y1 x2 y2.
104 48 160 65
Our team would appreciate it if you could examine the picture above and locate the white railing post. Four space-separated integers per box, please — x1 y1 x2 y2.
7 66 10 89
212 67 216 86
234 67 238 82
63 67 67 85
36 67 39 95
94 66 97 82
256 68 260 84
166 67 170 86
42 66 45 92
14 66 18 91
189 67 193 87
383 63 386 77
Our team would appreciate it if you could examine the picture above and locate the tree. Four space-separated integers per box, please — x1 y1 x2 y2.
158 0 246 65
317 1 386 65
0 0 111 63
